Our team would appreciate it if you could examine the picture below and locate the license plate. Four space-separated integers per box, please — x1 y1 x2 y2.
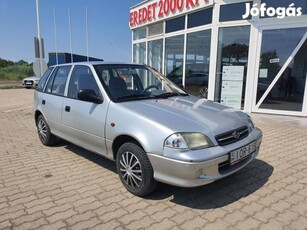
230 141 256 165
25 82 33 85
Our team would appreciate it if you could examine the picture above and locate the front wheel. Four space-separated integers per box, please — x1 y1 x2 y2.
36 115 57 146
116 142 158 197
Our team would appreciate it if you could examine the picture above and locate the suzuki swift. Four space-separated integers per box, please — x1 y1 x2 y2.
34 62 262 196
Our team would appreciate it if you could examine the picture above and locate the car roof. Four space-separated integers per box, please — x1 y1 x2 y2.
49 61 144 68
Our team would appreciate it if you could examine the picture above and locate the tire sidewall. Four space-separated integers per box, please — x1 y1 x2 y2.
116 142 156 197
36 115 55 146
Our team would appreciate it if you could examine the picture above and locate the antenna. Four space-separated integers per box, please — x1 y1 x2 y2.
53 8 58 65
86 6 89 62
68 8 73 62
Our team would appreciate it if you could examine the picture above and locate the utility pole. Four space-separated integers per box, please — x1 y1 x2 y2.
36 0 44 77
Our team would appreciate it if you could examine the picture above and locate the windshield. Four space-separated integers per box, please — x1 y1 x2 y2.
94 64 188 102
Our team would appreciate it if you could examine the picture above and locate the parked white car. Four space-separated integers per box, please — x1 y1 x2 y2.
22 76 40 88
34 62 262 196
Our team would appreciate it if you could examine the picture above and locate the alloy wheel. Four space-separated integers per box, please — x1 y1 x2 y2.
37 119 47 142
119 151 143 188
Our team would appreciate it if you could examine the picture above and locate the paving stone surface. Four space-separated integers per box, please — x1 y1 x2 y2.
0 89 306 229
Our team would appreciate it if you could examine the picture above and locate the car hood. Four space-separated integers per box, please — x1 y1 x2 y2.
121 96 248 136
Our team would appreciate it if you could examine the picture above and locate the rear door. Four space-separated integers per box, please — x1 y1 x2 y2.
61 65 109 156
39 65 71 135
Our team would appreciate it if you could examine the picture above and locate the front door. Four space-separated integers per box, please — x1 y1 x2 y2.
253 27 307 116
62 65 108 156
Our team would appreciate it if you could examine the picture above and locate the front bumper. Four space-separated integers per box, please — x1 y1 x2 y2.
147 128 262 187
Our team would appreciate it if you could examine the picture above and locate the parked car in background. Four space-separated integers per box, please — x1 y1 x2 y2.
34 62 262 197
167 64 280 103
166 63 209 98
22 76 40 89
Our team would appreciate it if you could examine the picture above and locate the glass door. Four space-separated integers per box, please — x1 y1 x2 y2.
215 26 250 110
254 27 307 115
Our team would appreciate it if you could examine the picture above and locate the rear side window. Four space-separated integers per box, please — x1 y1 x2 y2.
45 66 71 96
36 67 54 92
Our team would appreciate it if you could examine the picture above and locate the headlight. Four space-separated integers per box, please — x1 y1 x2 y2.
164 132 213 150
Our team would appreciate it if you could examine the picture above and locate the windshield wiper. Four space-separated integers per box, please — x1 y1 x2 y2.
116 94 150 101
152 92 189 99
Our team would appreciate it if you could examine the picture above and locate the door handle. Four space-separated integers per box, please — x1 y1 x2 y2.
65 106 70 112
42 100 46 105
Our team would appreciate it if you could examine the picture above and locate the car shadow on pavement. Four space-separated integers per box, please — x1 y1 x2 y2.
61 141 273 209
146 159 274 209
62 141 117 174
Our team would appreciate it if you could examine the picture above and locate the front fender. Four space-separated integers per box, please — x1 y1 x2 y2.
105 102 172 156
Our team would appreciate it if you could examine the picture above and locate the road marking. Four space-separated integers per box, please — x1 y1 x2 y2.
3 106 33 113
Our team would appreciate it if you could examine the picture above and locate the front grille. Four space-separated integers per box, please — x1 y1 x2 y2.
24 80 33 85
215 126 249 146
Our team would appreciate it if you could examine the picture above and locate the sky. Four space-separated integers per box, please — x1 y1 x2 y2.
0 0 142 63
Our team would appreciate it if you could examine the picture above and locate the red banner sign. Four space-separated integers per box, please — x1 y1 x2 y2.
130 0 214 28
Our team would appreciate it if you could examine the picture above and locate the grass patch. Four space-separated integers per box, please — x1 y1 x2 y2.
0 65 34 81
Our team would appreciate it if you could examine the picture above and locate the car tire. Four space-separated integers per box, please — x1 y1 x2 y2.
36 115 57 146
116 142 158 197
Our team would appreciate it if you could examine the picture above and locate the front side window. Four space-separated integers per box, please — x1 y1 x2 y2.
68 66 101 100
45 66 71 96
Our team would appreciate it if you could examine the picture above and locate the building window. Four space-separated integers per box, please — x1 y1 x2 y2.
133 43 146 64
133 27 146 40
166 16 185 33
261 0 307 18
148 22 164 37
165 35 184 75
256 28 307 112
188 8 213 28
219 2 252 21
167 30 212 98
148 39 163 73
185 30 211 98
215 26 250 110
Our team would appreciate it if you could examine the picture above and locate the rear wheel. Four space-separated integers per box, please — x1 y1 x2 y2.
116 142 158 197
36 115 57 146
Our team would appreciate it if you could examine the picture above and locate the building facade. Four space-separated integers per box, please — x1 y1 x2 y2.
130 0 307 117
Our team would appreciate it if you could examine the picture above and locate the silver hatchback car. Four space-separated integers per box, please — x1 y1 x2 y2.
34 62 262 196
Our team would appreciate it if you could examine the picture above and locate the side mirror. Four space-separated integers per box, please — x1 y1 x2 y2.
77 89 103 104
